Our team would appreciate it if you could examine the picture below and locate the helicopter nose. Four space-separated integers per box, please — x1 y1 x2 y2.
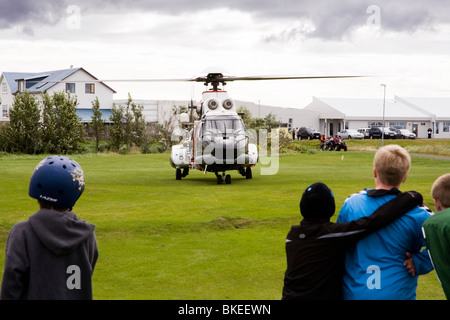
199 136 250 166
211 139 237 159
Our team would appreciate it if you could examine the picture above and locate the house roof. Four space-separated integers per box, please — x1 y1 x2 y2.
397 97 450 120
2 67 116 94
314 97 430 121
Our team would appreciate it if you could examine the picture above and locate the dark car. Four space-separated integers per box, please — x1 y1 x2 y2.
390 128 403 139
299 127 321 140
382 127 396 139
368 127 382 139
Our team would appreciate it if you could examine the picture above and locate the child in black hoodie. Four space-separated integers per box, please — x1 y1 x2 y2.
282 182 423 300
1 156 98 300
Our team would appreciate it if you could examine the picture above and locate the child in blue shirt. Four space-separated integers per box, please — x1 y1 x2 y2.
337 145 433 300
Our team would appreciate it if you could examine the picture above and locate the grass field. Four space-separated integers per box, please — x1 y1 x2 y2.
0 139 449 299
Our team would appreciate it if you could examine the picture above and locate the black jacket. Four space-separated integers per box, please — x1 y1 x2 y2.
282 190 422 300
1 209 98 300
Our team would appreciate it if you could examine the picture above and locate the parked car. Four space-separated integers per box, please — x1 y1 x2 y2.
368 127 382 139
337 130 349 139
382 127 396 139
298 127 321 140
347 129 364 139
390 128 403 139
357 128 370 139
338 129 364 139
399 129 416 139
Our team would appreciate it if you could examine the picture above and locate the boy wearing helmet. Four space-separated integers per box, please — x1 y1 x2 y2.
1 156 98 300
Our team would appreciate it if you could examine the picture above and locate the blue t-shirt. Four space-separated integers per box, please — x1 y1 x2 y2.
337 189 433 300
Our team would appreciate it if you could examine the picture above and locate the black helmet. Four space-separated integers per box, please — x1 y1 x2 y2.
300 182 335 220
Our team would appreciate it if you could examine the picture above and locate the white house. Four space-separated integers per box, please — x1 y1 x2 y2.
1 67 116 122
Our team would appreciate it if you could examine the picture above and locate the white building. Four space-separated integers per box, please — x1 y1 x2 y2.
303 96 450 139
233 100 319 130
396 97 450 139
1 67 116 122
112 99 195 124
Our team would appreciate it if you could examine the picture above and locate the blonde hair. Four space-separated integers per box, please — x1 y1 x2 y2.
431 173 450 209
373 145 411 186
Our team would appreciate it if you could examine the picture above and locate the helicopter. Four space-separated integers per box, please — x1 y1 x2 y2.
68 69 359 184
165 71 359 184
169 76 258 185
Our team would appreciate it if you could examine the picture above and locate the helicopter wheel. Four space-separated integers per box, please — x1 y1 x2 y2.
245 167 252 179
225 174 231 184
176 168 182 180
216 174 223 185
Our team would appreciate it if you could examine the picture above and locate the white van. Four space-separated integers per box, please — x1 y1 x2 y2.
357 128 370 139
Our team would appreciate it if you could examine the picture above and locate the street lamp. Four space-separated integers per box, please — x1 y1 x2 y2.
380 84 386 147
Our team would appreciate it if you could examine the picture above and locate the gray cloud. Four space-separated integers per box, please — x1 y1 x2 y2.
260 0 441 41
0 0 67 34
0 0 447 39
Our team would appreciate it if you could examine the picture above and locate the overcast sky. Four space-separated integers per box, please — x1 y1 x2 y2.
1 0 450 108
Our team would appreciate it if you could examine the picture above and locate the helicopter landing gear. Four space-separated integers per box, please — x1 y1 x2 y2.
245 167 252 179
176 168 189 180
239 167 253 179
216 172 231 184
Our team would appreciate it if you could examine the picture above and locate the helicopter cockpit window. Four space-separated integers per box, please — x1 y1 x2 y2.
203 116 246 136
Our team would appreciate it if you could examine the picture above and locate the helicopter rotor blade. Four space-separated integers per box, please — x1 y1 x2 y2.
98 75 362 83
99 78 198 83
220 75 362 82
24 74 362 85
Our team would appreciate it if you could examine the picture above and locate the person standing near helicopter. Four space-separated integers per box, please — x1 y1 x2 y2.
1 156 98 300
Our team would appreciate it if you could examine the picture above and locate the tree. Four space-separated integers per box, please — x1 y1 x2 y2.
41 91 85 154
123 94 134 150
109 103 124 152
2 91 41 154
131 100 148 149
236 107 280 132
91 97 105 152
41 93 58 153
237 106 253 128
263 112 281 131
109 94 149 153
158 105 186 152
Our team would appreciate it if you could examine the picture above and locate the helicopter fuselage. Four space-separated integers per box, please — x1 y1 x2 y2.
170 90 258 184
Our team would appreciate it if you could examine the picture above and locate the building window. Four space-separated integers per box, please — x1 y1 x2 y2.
2 105 9 118
66 83 76 93
436 122 439 134
368 121 384 127
85 83 95 94
443 122 450 133
389 121 406 129
1 82 7 93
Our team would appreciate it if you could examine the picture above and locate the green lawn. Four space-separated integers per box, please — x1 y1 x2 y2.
0 143 449 299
